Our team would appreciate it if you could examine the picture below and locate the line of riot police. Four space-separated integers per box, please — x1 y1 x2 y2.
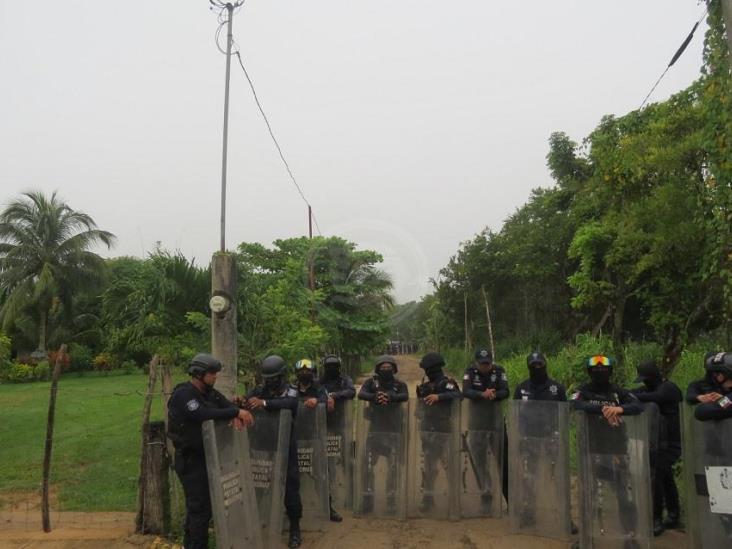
168 348 732 549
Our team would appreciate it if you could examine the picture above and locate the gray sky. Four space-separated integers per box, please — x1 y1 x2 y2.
0 1 708 303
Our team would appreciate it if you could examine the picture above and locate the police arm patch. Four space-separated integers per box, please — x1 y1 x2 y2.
186 399 200 411
286 387 298 398
718 396 732 409
570 392 581 401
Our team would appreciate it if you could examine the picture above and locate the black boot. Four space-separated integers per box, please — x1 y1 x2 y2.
329 506 343 522
288 520 302 548
663 512 681 529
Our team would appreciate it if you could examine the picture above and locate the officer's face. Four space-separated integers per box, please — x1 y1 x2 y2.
477 361 493 374
202 371 217 387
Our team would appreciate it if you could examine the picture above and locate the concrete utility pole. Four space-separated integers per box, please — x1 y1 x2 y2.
210 1 243 398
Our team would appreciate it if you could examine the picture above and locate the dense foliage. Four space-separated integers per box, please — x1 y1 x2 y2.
400 4 731 372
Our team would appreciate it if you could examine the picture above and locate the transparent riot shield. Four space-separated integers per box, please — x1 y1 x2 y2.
202 419 263 549
248 408 291 549
326 398 353 511
508 400 570 540
408 397 461 520
353 399 409 519
294 402 330 530
576 411 653 549
682 405 732 548
459 399 504 518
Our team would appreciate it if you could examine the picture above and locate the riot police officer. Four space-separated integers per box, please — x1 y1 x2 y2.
463 347 509 506
570 355 643 549
416 352 462 512
244 355 302 548
167 353 254 549
320 354 355 518
358 355 409 513
631 358 682 534
687 351 728 406
695 352 732 421
513 351 567 402
293 358 342 522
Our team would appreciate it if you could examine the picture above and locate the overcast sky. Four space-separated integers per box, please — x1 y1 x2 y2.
0 1 709 303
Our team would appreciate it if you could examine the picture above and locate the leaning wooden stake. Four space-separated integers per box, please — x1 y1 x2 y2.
42 344 67 533
481 286 496 361
135 355 159 533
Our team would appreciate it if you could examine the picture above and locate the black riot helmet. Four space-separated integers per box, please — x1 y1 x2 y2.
375 354 398 374
705 352 732 379
260 355 287 379
187 353 222 377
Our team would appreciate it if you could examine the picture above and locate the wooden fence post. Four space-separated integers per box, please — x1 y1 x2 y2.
135 355 159 533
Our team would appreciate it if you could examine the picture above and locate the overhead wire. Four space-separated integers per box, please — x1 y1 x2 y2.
211 6 323 237
639 5 709 109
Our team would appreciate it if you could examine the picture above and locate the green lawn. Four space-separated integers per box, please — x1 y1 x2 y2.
0 372 182 512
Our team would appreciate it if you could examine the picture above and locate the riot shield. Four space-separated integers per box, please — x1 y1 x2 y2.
248 408 291 549
202 419 263 549
326 398 353 511
576 411 653 549
294 402 330 530
459 398 504 518
682 405 732 548
353 398 409 519
507 400 570 540
408 397 461 520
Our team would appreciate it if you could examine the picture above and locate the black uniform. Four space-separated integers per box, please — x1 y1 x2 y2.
632 380 682 523
246 380 302 522
463 365 509 504
167 381 240 549
358 375 409 511
571 383 643 535
321 374 356 431
513 377 567 402
415 373 462 507
694 390 732 421
686 374 724 405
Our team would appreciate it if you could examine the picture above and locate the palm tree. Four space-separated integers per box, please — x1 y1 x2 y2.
0 191 115 354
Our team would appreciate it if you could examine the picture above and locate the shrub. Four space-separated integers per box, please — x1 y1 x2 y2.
93 352 119 372
34 360 51 381
4 362 51 383
120 360 137 375
69 344 94 372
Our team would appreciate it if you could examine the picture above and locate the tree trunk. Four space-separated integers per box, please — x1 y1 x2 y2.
612 294 628 346
42 344 66 532
38 307 48 353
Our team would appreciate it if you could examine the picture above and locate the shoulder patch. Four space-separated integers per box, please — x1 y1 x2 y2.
718 396 732 409
570 392 580 401
186 399 200 411
501 373 507 381
550 385 558 395
463 374 470 381
286 387 298 398
446 382 456 390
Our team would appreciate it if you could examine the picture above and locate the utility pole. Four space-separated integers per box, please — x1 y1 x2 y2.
210 1 243 398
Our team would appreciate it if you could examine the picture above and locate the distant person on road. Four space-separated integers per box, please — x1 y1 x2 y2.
167 353 254 549
631 358 683 535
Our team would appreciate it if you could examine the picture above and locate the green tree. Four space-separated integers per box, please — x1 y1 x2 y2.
0 191 115 354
